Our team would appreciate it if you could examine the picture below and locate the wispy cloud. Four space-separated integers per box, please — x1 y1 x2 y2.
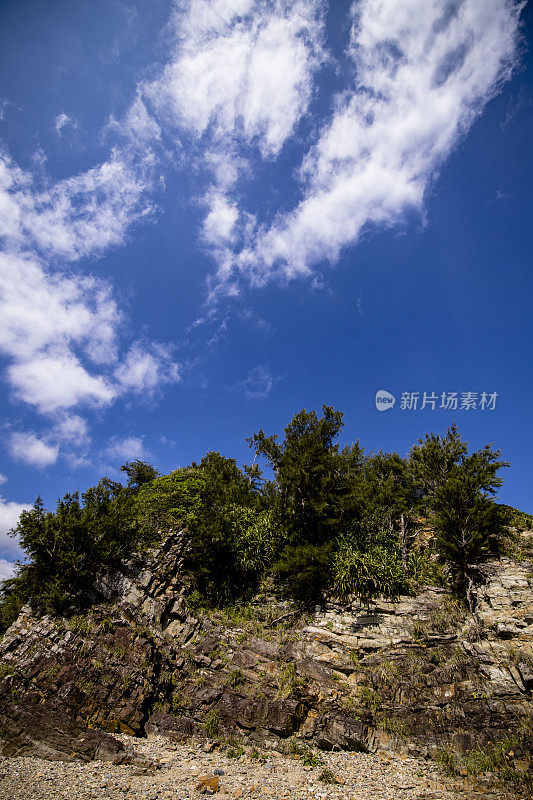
0 0 525 473
105 435 148 462
106 0 524 304
150 0 326 156
5 417 92 473
115 341 180 396
52 414 90 447
218 0 525 292
138 0 327 298
120 0 522 300
236 364 280 399
0 145 180 465
0 251 119 414
0 496 32 561
9 350 117 414
104 94 162 146
0 147 155 261
0 98 12 122
500 86 531 130
0 558 17 582
54 112 79 137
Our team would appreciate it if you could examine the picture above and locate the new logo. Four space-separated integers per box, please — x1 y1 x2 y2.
375 389 396 411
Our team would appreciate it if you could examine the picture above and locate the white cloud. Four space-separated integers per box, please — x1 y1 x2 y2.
112 0 522 299
6 417 91 473
0 251 120 413
203 149 247 191
105 95 162 145
0 147 155 261
52 413 90 447
0 497 32 562
9 351 116 414
151 0 325 157
0 558 17 582
212 0 524 290
0 0 524 469
0 98 12 122
0 252 120 366
116 0 525 301
0 499 28 536
0 147 180 436
105 436 147 462
115 341 180 395
141 0 326 271
53 415 92 469
0 474 6 486
9 432 59 468
202 191 240 246
54 112 79 137
237 364 279 399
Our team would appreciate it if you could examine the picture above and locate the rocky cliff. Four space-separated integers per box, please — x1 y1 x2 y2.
1 530 532 791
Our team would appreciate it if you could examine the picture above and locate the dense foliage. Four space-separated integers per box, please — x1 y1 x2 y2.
0 409 513 631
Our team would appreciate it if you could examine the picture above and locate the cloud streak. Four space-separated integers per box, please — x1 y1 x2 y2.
0 497 32 562
235 364 280 399
0 146 180 463
0 148 155 261
140 0 327 296
133 0 522 297
151 0 326 157
105 435 148 462
0 558 17 582
221 0 525 291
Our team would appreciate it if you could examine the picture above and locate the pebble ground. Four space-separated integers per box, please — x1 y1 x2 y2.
0 735 521 800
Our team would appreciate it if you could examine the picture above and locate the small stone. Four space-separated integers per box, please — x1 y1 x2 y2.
214 768 224 775
196 774 220 793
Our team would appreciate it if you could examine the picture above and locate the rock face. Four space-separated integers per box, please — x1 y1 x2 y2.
1 530 532 779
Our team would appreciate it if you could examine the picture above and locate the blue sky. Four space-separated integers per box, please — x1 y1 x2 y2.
1 0 532 578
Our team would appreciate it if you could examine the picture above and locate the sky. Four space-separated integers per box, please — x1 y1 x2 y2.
0 0 532 580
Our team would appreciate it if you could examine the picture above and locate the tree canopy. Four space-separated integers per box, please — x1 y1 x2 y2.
0 409 513 631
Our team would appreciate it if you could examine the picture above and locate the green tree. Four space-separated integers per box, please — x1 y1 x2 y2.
249 406 360 606
120 460 160 490
408 424 511 604
249 405 347 546
1 474 145 622
134 452 272 605
432 447 510 607
352 451 417 564
332 539 407 602
273 543 335 609
133 466 205 540
409 421 467 503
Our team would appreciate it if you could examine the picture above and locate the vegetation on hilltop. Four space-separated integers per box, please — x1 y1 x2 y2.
0 407 514 632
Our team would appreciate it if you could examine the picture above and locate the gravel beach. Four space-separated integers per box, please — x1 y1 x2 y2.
0 734 517 800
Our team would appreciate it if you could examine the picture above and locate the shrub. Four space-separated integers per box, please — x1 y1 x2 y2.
333 540 408 601
203 710 220 737
226 745 245 758
318 768 339 784
228 669 245 688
